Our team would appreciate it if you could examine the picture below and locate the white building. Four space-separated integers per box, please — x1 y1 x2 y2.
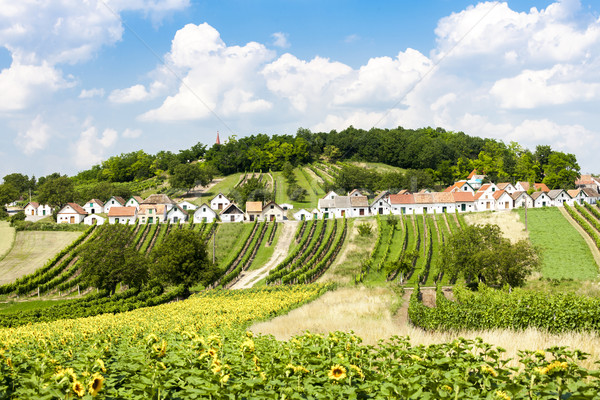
531 191 551 208
177 200 198 212
125 196 144 209
293 209 312 221
104 196 126 214
210 193 231 211
83 199 104 215
493 190 514 211
57 203 87 224
108 206 138 225
166 205 189 224
511 191 534 209
261 201 286 222
83 214 106 225
370 192 392 215
194 203 218 223
547 189 571 207
220 203 244 223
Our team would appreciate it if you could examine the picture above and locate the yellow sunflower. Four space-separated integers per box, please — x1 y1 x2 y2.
328 364 347 381
73 380 85 397
89 374 104 397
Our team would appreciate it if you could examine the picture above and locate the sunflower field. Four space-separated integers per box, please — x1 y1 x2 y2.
2 284 600 399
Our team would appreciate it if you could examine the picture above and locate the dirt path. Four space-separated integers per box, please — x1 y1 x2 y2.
181 178 223 203
231 221 298 289
559 207 600 267
303 167 324 185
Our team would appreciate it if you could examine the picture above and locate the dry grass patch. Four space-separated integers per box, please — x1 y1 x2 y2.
0 230 81 285
252 286 600 369
464 211 528 242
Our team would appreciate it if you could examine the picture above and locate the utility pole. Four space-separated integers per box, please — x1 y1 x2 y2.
525 197 528 232
212 229 216 264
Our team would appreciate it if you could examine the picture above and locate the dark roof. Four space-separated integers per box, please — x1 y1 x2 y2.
142 194 176 205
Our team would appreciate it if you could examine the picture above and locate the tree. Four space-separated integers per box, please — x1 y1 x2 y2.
3 173 34 194
78 225 149 294
169 163 214 193
440 224 540 288
0 183 19 206
542 152 580 190
323 145 342 162
150 229 216 291
37 175 76 209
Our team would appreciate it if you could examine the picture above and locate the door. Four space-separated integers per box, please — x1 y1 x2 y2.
301 214 305 220
218 203 223 210
378 208 383 215
341 210 345 217
42 210 46 216
203 217 207 222
442 206 447 213
486 202 490 209
270 215 275 222
324 212 329 219
461 204 466 212
230 215 235 222
505 202 509 209
70 216 75 223
149 217 154 224
31 210 34 215
250 215 254 222
359 209 364 216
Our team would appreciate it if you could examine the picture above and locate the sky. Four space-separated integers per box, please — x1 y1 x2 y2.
1 0 599 179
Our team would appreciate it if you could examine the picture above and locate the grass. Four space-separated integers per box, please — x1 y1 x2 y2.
0 222 16 262
194 172 245 205
293 167 323 210
346 161 407 175
516 207 599 280
464 211 528 243
0 298 71 314
207 223 253 268
0 230 82 285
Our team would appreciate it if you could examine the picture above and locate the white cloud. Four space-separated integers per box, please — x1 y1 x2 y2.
0 61 72 111
271 32 290 48
14 115 51 155
73 126 118 168
221 89 272 115
140 23 275 121
344 34 359 43
79 88 105 99
109 84 151 103
122 128 142 138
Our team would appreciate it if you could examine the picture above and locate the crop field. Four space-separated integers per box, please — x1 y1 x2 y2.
3 284 600 399
0 230 82 285
516 207 599 280
0 222 15 262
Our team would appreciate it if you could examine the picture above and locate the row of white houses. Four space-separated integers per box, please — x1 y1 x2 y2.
305 183 600 219
55 193 289 225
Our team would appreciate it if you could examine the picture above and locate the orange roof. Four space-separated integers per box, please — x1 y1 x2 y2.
474 191 485 200
413 193 433 204
567 189 581 198
108 207 137 217
467 169 478 179
535 183 550 192
517 181 530 191
477 183 491 193
432 192 454 203
576 174 595 185
492 190 506 200
26 202 39 209
246 201 263 213
496 183 511 190
452 192 475 202
389 194 415 204
63 203 87 215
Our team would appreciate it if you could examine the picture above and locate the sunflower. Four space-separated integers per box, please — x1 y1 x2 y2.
89 374 104 397
328 364 347 381
73 380 85 397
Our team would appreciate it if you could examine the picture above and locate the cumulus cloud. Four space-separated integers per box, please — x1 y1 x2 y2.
140 23 275 121
79 88 105 99
14 115 51 155
73 125 118 168
271 32 290 48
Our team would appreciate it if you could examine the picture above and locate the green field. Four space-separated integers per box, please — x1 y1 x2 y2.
0 221 16 262
0 230 83 285
516 207 599 280
207 222 253 268
193 172 245 205
0 298 71 314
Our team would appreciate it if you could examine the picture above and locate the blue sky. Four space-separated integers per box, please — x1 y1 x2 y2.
1 0 599 180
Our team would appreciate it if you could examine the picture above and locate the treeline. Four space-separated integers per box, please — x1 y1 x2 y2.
1 126 583 211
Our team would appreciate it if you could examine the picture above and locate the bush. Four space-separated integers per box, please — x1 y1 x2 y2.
356 222 372 236
9 211 26 225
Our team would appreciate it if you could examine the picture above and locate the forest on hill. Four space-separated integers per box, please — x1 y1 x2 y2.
0 126 582 208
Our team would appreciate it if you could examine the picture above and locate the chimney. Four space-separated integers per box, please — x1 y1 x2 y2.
216 131 221 145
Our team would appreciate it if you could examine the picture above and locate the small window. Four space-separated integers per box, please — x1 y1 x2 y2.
271 205 274 209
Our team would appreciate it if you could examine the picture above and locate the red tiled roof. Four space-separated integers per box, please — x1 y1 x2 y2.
108 207 137 217
26 202 39 209
517 181 530 191
413 193 433 204
246 201 263 213
492 190 506 200
452 192 475 202
431 192 454 203
535 183 550 192
64 203 87 215
496 183 511 190
467 169 478 179
389 194 415 204
477 184 491 193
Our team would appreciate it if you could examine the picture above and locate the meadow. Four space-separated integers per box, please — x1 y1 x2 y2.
516 207 599 280
0 222 15 262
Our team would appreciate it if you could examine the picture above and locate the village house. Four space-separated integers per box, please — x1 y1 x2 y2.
389 194 415 215
293 209 312 221
431 192 456 214
318 195 351 219
220 203 244 223
531 191 551 208
444 181 475 193
83 199 104 215
493 190 514 211
496 183 517 194
583 188 600 204
511 191 534 209
83 214 106 226
194 203 218 223
177 200 197 212
210 193 231 211
280 203 294 211
453 192 476 212
57 203 87 224
261 201 285 222
350 196 370 217
166 205 188 224
413 193 435 214
370 191 391 215
547 189 571 207
125 196 144 209
311 208 321 220
575 174 600 193
108 207 137 225
474 183 499 211
137 204 168 224
103 196 126 214
24 202 39 216
567 189 587 205
466 169 485 189
246 201 263 222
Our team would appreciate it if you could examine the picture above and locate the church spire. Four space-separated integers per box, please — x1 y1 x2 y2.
216 130 221 145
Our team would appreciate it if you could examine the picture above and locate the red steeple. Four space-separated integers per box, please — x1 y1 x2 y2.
216 131 221 145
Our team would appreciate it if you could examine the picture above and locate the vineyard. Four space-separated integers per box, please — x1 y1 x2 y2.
2 284 600 399
356 212 466 285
